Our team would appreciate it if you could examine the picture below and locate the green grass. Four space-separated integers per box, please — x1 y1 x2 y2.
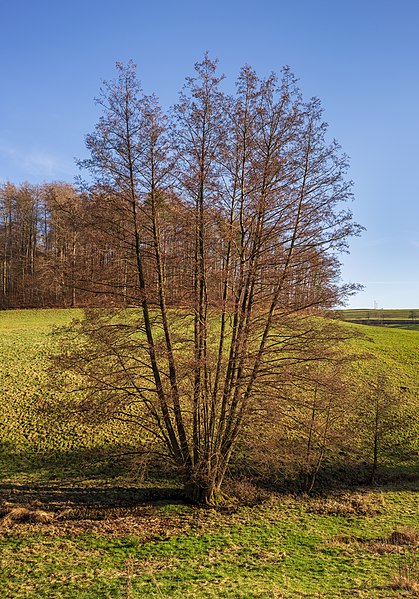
0 309 418 597
1 488 418 597
346 322 419 390
0 308 148 485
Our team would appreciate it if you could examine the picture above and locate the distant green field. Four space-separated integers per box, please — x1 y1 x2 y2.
0 309 418 598
337 308 419 321
344 322 419 402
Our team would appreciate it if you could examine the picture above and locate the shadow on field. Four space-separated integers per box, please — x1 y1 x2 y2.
0 443 184 511
0 482 184 510
231 457 419 499
1 443 417 515
309 461 419 491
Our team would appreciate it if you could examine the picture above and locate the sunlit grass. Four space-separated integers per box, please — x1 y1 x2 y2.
0 309 418 597
1 488 418 597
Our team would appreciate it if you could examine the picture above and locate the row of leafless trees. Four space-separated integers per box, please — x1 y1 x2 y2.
0 181 83 308
0 180 206 308
0 167 353 313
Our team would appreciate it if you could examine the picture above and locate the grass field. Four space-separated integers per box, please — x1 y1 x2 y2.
1 486 418 598
336 309 419 322
0 309 418 597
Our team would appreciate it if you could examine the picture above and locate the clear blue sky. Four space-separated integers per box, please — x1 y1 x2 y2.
1 0 418 308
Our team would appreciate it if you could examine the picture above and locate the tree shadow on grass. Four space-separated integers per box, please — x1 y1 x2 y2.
0 443 184 511
1 443 417 513
230 458 419 499
312 461 419 492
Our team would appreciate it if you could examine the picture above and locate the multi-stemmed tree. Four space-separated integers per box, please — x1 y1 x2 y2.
55 57 361 503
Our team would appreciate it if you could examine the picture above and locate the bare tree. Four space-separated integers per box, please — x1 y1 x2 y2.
54 58 361 504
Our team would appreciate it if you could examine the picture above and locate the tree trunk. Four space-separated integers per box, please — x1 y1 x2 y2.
183 468 224 505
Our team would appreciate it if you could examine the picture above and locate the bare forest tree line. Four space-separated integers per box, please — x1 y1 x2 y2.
0 168 350 313
0 180 191 309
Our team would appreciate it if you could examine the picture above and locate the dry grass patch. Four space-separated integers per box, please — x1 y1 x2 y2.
308 491 386 517
390 574 419 595
331 526 419 554
387 528 419 547
0 501 191 539
1 506 55 525
366 527 419 554
223 478 272 506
